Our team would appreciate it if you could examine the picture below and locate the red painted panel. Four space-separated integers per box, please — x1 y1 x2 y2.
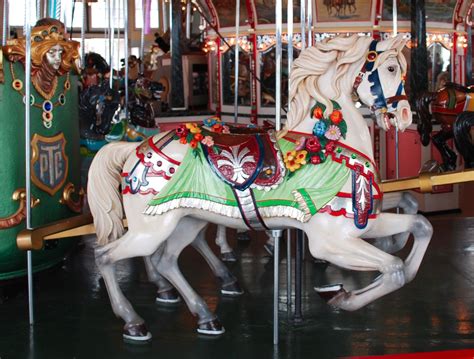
386 128 422 179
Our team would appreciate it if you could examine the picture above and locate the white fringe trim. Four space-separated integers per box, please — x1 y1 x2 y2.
144 198 310 223
291 190 312 221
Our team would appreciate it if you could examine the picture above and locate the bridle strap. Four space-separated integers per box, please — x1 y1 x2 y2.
353 40 380 93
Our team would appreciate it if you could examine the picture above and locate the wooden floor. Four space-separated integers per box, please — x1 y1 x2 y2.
0 215 474 358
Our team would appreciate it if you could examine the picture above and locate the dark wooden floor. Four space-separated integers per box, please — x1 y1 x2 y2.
0 215 474 359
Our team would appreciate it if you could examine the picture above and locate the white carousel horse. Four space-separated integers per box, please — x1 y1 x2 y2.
88 34 432 341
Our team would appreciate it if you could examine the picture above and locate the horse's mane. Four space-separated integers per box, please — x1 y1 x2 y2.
284 35 407 132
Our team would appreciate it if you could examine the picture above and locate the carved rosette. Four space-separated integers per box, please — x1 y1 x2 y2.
59 183 85 213
0 189 40 229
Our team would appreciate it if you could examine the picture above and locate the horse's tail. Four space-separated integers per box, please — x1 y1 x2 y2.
415 91 436 146
454 111 474 168
87 141 137 246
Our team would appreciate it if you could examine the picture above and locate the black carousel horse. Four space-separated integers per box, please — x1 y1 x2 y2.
128 74 163 128
79 52 121 140
416 82 474 171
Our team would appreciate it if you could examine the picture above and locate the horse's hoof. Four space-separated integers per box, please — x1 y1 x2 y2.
264 243 274 257
155 288 181 304
197 319 225 335
314 284 346 303
123 323 152 342
221 251 237 262
237 232 251 241
221 281 244 297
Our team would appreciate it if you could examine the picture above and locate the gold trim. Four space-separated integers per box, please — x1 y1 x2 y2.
17 213 93 250
59 183 85 213
30 133 69 196
381 169 474 193
0 189 40 229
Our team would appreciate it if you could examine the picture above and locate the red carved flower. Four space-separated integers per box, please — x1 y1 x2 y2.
176 125 188 138
194 133 204 141
325 140 337 153
306 136 321 152
190 139 198 149
212 123 223 133
329 110 343 125
179 137 188 144
310 155 321 165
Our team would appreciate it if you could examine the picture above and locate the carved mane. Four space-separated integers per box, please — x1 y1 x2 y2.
284 35 407 132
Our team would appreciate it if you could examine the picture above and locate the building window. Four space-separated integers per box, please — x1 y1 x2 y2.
135 0 160 29
90 0 125 30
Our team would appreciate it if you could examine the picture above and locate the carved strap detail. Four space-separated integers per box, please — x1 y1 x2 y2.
59 183 85 213
0 189 40 229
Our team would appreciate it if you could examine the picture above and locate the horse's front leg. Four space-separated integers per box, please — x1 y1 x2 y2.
154 217 226 335
432 129 457 171
143 251 181 304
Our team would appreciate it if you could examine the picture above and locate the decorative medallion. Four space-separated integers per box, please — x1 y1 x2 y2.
31 133 69 196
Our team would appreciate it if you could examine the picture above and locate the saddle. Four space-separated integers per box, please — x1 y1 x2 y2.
201 128 284 191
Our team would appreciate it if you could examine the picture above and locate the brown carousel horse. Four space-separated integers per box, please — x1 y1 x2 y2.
416 82 474 170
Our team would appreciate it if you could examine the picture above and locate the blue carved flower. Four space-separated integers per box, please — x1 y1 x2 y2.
203 117 217 127
313 121 327 138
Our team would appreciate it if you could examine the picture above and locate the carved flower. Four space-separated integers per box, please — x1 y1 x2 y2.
175 125 188 138
313 121 327 138
194 133 204 141
285 159 301 172
305 136 321 152
201 135 214 147
325 125 341 141
190 139 199 149
186 122 202 134
203 117 217 127
222 125 231 134
212 123 223 133
310 155 322 165
295 136 306 151
329 110 343 124
312 106 324 119
295 150 308 165
325 140 337 153
179 137 188 144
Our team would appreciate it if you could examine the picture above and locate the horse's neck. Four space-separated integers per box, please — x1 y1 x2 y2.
291 94 375 162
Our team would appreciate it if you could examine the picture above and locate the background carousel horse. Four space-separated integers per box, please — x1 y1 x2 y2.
453 112 474 168
88 34 432 342
416 82 474 171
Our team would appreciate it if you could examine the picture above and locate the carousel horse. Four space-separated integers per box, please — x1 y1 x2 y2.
416 82 474 171
79 52 121 141
88 35 432 341
128 74 163 128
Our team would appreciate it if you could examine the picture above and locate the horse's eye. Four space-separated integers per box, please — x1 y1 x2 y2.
388 66 396 73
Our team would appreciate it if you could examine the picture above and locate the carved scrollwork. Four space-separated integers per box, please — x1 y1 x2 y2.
0 189 40 229
59 183 85 213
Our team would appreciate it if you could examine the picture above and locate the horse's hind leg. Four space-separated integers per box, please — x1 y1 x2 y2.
192 231 244 297
371 192 418 253
154 218 226 335
143 251 181 304
215 225 237 262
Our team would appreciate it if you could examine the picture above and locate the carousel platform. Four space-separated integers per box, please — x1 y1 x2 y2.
0 215 473 358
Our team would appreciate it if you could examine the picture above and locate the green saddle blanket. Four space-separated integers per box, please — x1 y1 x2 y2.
144 138 350 222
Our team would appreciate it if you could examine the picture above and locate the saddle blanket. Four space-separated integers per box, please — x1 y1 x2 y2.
144 137 351 223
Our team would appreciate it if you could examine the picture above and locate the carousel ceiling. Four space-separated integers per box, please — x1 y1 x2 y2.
199 0 473 31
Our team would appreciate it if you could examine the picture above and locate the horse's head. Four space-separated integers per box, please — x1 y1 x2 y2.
354 36 412 131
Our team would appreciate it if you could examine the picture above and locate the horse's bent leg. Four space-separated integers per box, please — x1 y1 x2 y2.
143 252 181 304
364 213 432 282
192 232 243 296
432 130 457 171
372 192 418 253
215 225 237 262
155 218 225 335
309 229 407 311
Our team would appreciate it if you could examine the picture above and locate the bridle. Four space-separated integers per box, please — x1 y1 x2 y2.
353 40 408 113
